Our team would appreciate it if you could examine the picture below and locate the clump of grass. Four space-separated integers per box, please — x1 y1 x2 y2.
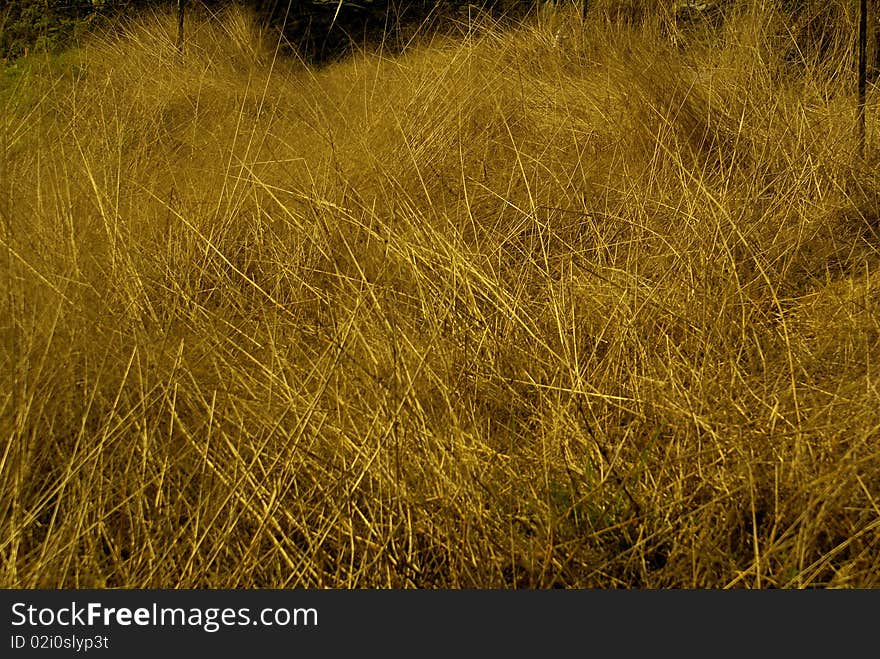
1 1 879 588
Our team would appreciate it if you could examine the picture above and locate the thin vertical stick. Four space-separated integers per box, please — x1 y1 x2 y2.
858 0 867 157
177 0 187 53
874 0 880 83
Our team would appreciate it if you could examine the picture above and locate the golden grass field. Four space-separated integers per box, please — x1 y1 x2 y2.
1 1 879 588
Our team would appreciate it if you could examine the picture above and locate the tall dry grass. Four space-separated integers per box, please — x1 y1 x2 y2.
1 1 879 588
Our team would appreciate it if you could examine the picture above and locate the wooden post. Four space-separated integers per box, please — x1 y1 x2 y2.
858 0 867 157
176 0 187 53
